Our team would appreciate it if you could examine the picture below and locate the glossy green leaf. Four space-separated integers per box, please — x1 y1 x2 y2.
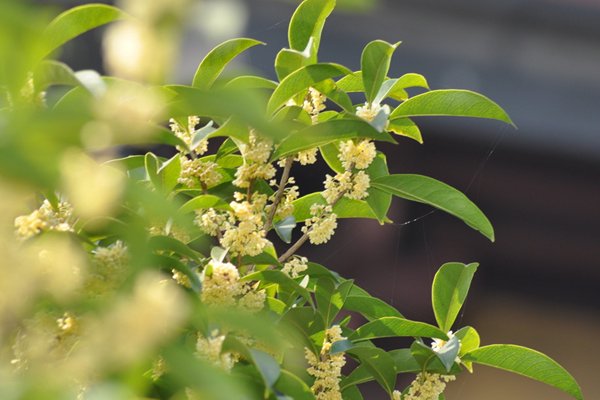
280 307 320 355
435 335 461 373
389 89 515 126
330 339 354 355
40 4 128 60
315 278 353 327
454 326 480 372
251 349 282 393
361 40 400 104
191 120 216 151
241 251 280 267
274 370 317 400
312 78 354 113
410 341 462 375
336 71 363 92
373 73 429 104
341 349 421 390
274 215 296 243
365 152 391 224
158 153 181 196
267 63 353 115
210 246 228 263
320 142 344 173
179 195 233 215
242 270 314 307
346 346 397 395
288 0 335 63
342 385 363 400
271 119 396 161
148 235 200 261
192 38 264 90
349 317 448 342
463 345 583 400
275 48 308 82
386 118 423 143
432 262 478 332
215 138 240 161
145 152 160 190
371 174 495 241
224 75 278 90
343 295 403 321
291 192 381 222
271 105 313 126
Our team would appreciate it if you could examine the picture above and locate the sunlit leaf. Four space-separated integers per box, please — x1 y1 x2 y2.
386 117 423 143
349 317 448 342
361 40 400 104
371 174 494 241
432 262 478 332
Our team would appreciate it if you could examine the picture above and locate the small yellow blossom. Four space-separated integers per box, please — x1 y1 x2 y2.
179 156 222 188
266 185 299 220
219 195 271 257
281 256 308 278
338 139 377 170
151 355 169 380
81 240 130 299
401 371 456 400
305 325 346 400
302 204 338 245
195 329 234 372
201 261 241 307
14 200 74 241
356 102 382 122
170 116 207 155
148 219 191 243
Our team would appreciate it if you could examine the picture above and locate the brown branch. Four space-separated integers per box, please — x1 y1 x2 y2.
264 156 294 234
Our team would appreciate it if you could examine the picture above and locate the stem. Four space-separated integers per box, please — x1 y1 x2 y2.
264 156 294 234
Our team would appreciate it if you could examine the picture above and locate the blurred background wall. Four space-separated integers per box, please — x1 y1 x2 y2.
38 0 600 398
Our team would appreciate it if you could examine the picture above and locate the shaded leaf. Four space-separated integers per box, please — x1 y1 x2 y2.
346 346 396 395
274 215 297 243
242 270 314 307
343 295 403 321
274 369 317 400
148 235 200 262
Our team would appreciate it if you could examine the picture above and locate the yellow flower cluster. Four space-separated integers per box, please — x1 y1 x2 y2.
356 102 383 121
195 329 234 372
201 260 266 312
323 170 370 203
170 116 208 155
233 131 276 188
266 183 299 220
19 72 47 109
303 88 327 124
179 156 222 188
281 256 308 278
11 310 82 372
194 207 231 236
220 194 271 257
338 139 377 170
394 372 456 400
302 204 338 245
305 325 347 400
14 200 74 241
81 240 131 299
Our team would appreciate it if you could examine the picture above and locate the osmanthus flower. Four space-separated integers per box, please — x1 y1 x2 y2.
265 183 299 220
178 156 222 189
194 329 234 372
233 130 276 188
338 139 377 170
220 194 272 257
81 240 131 300
302 204 338 245
356 102 383 122
305 325 347 400
393 372 456 400
169 116 208 155
281 255 308 278
19 72 46 109
14 200 74 241
148 219 191 243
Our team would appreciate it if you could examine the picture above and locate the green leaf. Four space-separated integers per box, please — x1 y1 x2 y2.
192 38 264 90
40 4 128 60
274 215 296 243
145 152 160 190
242 270 314 307
365 152 391 224
349 317 448 342
342 385 363 400
371 174 495 241
336 71 363 92
104 155 147 171
361 40 400 104
386 118 423 143
148 235 200 262
312 78 354 113
389 89 515 127
275 48 308 82
280 307 321 355
346 346 397 396
34 60 107 98
320 142 344 174
330 339 354 355
432 262 478 332
410 341 462 374
343 296 403 321
267 63 353 115
291 192 381 222
241 251 280 267
158 153 181 196
251 349 282 393
224 75 278 90
211 246 228 263
315 278 353 327
150 254 201 293
271 119 396 161
191 120 216 151
435 335 461 373
274 369 317 400
373 73 429 104
463 345 583 400
288 0 335 62
454 326 480 372
179 195 233 215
